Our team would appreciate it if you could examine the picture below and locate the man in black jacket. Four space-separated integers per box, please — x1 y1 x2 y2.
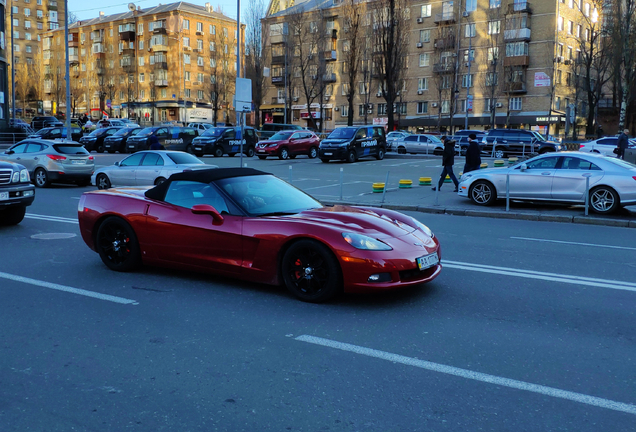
464 133 482 174
432 136 459 192
617 129 629 160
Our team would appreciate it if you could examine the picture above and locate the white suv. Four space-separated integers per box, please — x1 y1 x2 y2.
188 122 214 132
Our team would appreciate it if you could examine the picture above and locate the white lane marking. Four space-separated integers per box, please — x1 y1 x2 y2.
443 260 636 292
0 271 138 305
304 181 366 191
510 236 636 251
295 335 636 416
25 213 78 224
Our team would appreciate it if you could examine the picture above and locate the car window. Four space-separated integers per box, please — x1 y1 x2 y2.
223 129 236 139
120 153 145 167
374 128 385 138
598 138 616 145
526 157 558 169
245 129 255 139
106 128 119 135
25 143 43 153
489 130 504 137
404 136 418 142
164 180 229 213
10 143 29 153
156 128 168 136
355 129 367 139
53 144 87 154
291 133 302 140
561 157 601 170
50 128 61 135
141 153 164 166
183 128 197 137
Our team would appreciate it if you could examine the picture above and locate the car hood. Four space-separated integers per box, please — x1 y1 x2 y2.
259 139 287 145
321 139 349 145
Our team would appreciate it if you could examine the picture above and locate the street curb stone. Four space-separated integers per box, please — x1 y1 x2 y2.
381 204 419 211
630 221 636 228
445 208 467 216
416 206 446 214
572 216 630 227
538 214 574 223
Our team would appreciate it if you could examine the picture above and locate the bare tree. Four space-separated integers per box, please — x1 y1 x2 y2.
341 0 364 126
480 6 504 130
14 62 30 114
371 0 410 131
245 0 268 128
614 0 636 130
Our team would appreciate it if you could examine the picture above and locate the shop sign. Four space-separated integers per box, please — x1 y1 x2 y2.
300 111 321 119
534 72 551 87
373 117 388 125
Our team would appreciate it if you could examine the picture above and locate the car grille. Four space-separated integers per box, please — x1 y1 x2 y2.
0 169 12 185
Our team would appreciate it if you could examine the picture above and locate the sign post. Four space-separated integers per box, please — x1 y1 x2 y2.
235 77 253 167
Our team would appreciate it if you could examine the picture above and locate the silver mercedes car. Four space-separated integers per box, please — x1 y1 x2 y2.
92 151 216 189
458 152 636 214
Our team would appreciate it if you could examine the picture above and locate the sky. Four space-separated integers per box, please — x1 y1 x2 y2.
68 0 250 21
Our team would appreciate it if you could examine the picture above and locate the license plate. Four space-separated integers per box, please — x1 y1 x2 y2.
128 145 135 148
194 147 202 151
71 159 85 164
416 252 439 271
257 149 265 152
324 152 333 156
0 192 8 200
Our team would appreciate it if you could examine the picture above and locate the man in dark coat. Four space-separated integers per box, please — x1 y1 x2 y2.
464 133 482 173
596 125 604 139
149 135 164 150
617 129 629 160
432 136 459 192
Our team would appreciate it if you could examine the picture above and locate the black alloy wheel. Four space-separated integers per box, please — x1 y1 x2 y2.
95 217 141 272
281 240 342 303
376 147 385 160
154 177 166 185
245 147 255 158
346 150 357 163
398 147 406 154
185 144 193 154
96 141 105 153
96 173 111 190
214 146 224 157
469 180 497 206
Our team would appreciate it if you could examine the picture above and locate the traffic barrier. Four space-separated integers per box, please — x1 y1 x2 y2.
419 177 432 186
399 179 412 188
508 157 518 164
372 182 385 193
494 159 505 167
443 175 451 183
480 163 488 169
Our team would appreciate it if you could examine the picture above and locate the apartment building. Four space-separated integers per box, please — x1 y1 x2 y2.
261 0 600 136
42 2 244 124
1 0 9 127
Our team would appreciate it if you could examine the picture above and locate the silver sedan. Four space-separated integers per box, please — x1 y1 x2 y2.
458 152 636 214
92 150 216 189
393 134 443 155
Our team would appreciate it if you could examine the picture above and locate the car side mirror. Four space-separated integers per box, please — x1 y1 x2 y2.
6 150 14 155
520 163 528 172
191 204 224 225
114 161 120 166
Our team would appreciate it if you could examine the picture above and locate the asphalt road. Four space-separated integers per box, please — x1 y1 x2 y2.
1 155 636 431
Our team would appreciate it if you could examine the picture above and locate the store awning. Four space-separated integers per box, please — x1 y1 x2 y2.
260 104 285 110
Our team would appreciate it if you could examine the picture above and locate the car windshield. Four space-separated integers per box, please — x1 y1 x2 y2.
53 144 89 155
88 128 108 137
532 131 547 141
427 135 442 143
328 128 356 139
34 129 49 136
201 128 225 137
113 128 132 136
167 153 204 165
216 174 321 216
269 132 294 140
136 127 156 137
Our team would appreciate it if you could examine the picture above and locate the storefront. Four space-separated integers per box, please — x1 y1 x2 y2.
259 104 285 124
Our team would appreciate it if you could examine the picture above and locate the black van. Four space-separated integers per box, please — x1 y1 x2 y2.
126 126 199 153
259 123 303 140
319 126 387 163
481 129 564 158
191 127 258 157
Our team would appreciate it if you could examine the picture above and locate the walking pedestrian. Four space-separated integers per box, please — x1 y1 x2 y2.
432 136 459 192
149 134 164 150
596 124 604 139
463 133 482 174
616 129 629 160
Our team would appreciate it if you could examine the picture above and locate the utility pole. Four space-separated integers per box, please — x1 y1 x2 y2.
64 0 71 138
284 44 288 124
464 13 472 130
11 4 15 123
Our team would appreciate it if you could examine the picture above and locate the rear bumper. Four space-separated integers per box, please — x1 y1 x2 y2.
48 171 93 183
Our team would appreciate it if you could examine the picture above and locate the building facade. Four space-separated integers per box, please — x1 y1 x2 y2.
0 0 9 127
42 2 244 124
261 0 600 136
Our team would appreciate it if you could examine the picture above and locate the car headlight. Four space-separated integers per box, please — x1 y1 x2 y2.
409 217 434 238
460 173 474 182
21 169 30 182
342 233 393 251
12 171 19 182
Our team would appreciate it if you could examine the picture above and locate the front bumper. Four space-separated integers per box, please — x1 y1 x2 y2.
127 140 148 152
192 140 217 154
255 146 280 156
319 147 348 160
0 183 35 208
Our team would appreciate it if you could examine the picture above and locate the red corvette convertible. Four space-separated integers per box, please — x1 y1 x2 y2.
78 168 441 302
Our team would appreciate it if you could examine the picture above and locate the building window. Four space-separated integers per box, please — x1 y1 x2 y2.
441 100 450 114
26 46 32 53
568 20 573 34
465 0 477 12
417 102 428 114
37 10 43 18
462 74 473 87
161 89 167 98
359 82 368 94
25 33 31 40
223 28 228 37
140 90 145 99
419 53 429 67
197 90 204 99
509 97 522 110
378 103 387 115
184 54 191 64
197 39 204 50
139 73 144 82
138 56 144 66
197 22 203 32
396 103 407 115
138 23 144 34
464 49 475 62
341 105 349 117
210 58 216 67
197 56 204 66
558 16 563 31
210 41 215 51
486 72 498 86
505 42 529 56
13 19 19 27
185 89 191 97
183 37 190 47
465 23 476 37
24 8 31 16
418 77 428 91
185 71 191 81
490 0 501 7
419 29 430 43
183 19 190 30
488 20 501 34
420 4 431 17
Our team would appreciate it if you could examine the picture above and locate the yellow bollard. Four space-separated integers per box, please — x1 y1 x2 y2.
443 175 451 183
480 163 488 169
419 177 432 186
399 179 413 189
508 157 519 165
372 182 385 193
494 159 505 167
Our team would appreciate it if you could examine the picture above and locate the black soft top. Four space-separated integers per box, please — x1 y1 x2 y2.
144 167 269 201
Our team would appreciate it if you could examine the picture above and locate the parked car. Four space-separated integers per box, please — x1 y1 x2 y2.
386 131 412 151
481 129 564 158
259 123 303 140
78 167 441 302
0 160 35 225
319 126 387 163
191 126 258 157
453 134 486 156
29 126 83 142
96 119 126 128
458 152 636 214
188 122 214 133
119 118 139 127
256 130 320 160
1 139 94 187
30 116 63 131
393 134 443 155
80 127 122 152
126 126 200 153
578 137 636 157
93 151 214 189
103 127 143 153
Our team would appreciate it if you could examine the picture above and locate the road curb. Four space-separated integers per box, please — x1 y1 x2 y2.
538 214 573 223
572 216 631 227
416 206 446 214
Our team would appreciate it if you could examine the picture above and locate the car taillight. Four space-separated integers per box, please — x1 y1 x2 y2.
88 156 94 160
47 154 67 161
579 144 584 148
633 177 636 181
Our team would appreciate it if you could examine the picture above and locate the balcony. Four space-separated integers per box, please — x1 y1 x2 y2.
152 44 169 52
270 34 285 44
153 24 167 34
71 70 80 78
44 82 52 93
272 76 284 86
322 73 336 82
434 12 457 24
154 61 168 70
69 54 79 64
323 50 337 61
507 1 532 14
120 30 135 41
505 81 527 93
504 28 531 41
91 34 102 43
504 55 530 67
122 47 135 56
92 43 104 54
433 63 455 73
123 65 135 73
155 79 168 87
434 36 455 50
271 55 285 65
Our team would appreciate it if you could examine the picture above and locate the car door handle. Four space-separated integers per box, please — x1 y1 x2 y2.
33 157 38 160
541 172 552 175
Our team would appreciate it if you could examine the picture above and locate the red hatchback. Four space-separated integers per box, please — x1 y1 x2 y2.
256 130 320 160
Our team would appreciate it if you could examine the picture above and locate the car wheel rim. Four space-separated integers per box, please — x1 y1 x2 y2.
591 189 614 212
310 148 317 158
286 246 329 296
97 176 109 189
495 150 504 158
471 184 491 204
282 149 288 159
98 222 132 265
36 171 46 186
